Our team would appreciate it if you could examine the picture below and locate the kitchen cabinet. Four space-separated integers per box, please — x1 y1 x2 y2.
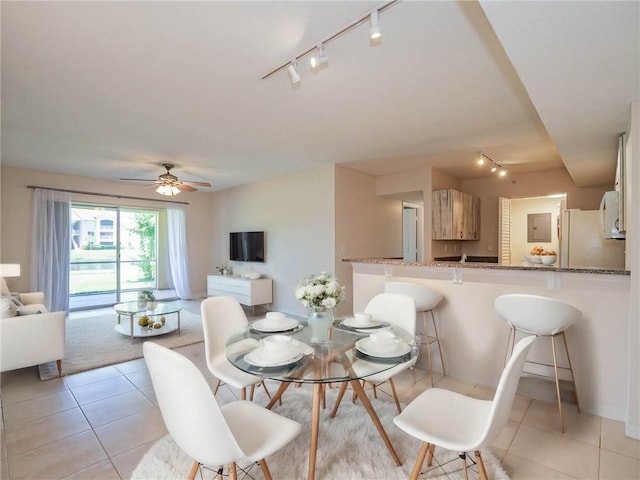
207 274 272 309
432 189 480 240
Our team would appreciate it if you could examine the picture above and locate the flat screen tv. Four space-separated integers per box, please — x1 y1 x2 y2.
229 231 265 262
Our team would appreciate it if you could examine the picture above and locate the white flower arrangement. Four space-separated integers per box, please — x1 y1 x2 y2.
294 272 345 313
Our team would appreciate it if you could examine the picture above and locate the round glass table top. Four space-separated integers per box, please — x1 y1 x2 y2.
225 317 418 384
114 301 181 316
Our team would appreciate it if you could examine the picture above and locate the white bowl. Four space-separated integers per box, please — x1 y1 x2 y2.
262 334 293 351
369 330 402 353
353 312 372 324
526 255 543 264
265 311 286 321
541 255 557 265
244 271 262 280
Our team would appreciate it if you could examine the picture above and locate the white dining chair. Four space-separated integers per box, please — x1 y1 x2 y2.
143 342 301 480
201 296 272 401
332 292 417 415
495 293 582 433
393 335 536 480
384 281 445 386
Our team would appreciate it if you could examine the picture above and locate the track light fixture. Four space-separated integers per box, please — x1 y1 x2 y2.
287 61 301 84
369 10 382 39
478 152 508 178
310 43 328 69
261 0 400 83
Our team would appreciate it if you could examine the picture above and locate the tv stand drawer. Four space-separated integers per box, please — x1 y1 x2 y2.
206 275 272 307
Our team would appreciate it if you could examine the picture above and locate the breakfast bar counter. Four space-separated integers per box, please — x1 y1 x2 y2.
344 258 631 426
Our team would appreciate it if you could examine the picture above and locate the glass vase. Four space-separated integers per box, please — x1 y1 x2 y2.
308 309 334 343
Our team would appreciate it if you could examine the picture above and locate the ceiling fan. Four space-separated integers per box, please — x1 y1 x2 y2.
120 163 211 196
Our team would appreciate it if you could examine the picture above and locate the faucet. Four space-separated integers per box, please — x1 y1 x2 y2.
460 253 467 264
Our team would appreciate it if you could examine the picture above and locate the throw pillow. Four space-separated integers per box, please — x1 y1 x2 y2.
17 306 42 315
0 297 18 318
3 295 24 308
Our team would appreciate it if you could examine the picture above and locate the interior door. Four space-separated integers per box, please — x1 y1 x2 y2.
403 206 418 262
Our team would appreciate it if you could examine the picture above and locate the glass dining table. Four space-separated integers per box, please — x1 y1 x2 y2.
225 316 418 480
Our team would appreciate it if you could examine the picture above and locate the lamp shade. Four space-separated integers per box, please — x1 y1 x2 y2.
0 264 21 277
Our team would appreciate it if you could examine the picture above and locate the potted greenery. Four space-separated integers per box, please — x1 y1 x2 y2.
138 290 155 309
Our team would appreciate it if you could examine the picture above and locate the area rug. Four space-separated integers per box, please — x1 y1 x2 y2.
38 309 204 380
131 387 509 480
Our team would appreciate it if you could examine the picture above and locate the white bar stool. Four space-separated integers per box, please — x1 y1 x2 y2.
494 293 581 433
384 281 445 386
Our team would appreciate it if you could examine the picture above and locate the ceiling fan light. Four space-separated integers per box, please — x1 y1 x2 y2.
156 184 180 196
369 10 382 39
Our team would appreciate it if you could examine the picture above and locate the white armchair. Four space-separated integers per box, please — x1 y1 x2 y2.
1 277 66 377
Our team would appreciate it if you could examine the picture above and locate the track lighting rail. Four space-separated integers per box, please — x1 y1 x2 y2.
260 0 401 81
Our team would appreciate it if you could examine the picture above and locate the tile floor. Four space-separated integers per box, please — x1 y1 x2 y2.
1 307 639 479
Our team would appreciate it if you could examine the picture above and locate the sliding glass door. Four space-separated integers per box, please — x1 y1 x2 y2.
70 204 158 309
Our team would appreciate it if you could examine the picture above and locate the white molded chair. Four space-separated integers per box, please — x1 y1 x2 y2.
393 335 536 480
333 292 417 414
202 296 272 401
143 342 301 480
495 293 581 433
385 281 445 386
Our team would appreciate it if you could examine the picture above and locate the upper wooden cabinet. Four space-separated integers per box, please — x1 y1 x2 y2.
432 189 480 240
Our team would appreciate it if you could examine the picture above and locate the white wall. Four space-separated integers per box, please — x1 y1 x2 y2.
210 165 335 316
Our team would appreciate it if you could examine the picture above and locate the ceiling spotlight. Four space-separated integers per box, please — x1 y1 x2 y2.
310 43 328 69
369 10 382 39
498 169 508 177
287 61 301 84
477 155 486 166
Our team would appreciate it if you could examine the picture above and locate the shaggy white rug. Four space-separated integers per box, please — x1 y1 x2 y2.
132 386 509 480
39 308 204 379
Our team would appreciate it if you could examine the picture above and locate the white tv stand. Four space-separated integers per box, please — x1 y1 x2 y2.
206 274 272 312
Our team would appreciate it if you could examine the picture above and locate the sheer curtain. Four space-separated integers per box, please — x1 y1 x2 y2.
167 206 193 299
30 188 71 312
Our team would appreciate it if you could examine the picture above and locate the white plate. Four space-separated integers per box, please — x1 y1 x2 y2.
355 337 411 358
251 318 300 332
244 348 303 367
342 317 382 328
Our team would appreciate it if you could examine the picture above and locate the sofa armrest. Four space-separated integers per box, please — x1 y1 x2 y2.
20 292 46 306
0 311 66 374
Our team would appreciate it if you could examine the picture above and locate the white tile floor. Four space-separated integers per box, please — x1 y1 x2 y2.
1 308 639 479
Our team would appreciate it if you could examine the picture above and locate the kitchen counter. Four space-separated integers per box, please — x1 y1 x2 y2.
343 257 629 275
347 259 632 426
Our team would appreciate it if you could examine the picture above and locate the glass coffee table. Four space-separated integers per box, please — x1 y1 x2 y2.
114 302 182 344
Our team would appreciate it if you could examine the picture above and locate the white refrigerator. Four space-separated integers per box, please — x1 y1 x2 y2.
560 209 626 269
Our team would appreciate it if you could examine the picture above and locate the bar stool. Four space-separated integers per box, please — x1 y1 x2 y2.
494 293 581 433
384 281 445 386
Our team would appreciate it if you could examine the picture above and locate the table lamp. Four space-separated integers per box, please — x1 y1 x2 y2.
0 264 21 277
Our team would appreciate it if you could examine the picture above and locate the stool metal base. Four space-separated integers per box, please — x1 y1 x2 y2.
506 327 580 433
423 309 446 387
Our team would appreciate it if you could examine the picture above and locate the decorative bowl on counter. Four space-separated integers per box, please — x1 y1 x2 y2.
541 255 557 265
526 255 543 264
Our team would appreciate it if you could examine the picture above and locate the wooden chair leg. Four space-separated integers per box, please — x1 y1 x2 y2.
249 384 256 401
410 442 430 480
214 379 222 395
56 359 62 377
460 452 469 480
475 450 489 480
427 443 435 466
241 387 247 401
188 460 199 480
258 459 272 480
229 462 237 480
388 378 402 413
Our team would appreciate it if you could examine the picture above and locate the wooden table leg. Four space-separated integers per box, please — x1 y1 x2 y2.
349 378 402 466
265 381 292 410
308 383 322 480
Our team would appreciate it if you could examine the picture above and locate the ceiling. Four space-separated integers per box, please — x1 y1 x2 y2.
1 1 638 193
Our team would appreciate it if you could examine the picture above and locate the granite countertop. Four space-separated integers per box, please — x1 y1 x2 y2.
342 257 630 275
